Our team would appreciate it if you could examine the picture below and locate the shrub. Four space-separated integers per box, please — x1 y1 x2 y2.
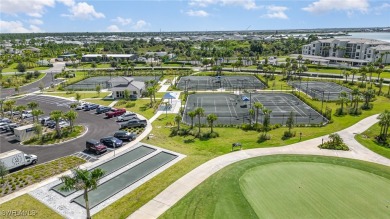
282 131 296 140
125 102 136 108
258 133 271 143
319 133 349 151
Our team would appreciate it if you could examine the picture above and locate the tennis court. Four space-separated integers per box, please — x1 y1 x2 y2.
65 76 161 90
177 76 266 91
72 151 177 208
290 81 352 101
184 93 326 125
51 145 156 197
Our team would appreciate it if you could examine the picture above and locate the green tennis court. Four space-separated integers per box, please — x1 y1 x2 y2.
52 145 156 196
73 151 177 208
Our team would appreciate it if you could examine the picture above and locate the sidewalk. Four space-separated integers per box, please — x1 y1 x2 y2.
129 114 390 219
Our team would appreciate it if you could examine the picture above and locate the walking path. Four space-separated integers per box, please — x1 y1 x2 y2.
129 114 390 219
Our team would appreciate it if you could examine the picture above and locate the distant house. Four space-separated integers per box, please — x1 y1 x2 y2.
81 54 137 62
23 47 41 53
57 54 77 61
106 77 145 99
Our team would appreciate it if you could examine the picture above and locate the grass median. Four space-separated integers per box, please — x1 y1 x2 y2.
355 123 390 159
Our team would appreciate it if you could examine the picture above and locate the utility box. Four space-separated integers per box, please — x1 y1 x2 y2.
14 124 35 142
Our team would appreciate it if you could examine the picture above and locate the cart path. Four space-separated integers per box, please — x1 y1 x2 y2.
129 114 390 219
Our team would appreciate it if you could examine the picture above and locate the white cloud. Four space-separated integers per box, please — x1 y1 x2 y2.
373 3 390 14
302 0 369 13
0 0 55 17
262 6 288 19
189 0 259 10
132 20 150 31
56 0 75 7
186 10 209 17
107 25 122 32
0 20 43 33
112 17 132 26
28 19 44 25
62 2 105 20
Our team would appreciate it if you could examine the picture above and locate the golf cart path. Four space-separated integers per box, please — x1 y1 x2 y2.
129 114 390 219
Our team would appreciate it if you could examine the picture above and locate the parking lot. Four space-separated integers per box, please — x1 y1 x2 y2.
0 95 122 164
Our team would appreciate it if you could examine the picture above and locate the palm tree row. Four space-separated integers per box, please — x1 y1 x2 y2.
378 110 390 143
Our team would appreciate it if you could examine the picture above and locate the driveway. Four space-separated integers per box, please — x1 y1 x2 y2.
0 95 121 163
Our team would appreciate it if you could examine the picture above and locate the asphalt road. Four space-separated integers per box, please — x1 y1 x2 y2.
0 95 121 164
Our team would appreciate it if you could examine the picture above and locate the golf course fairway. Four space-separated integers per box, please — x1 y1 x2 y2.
160 155 390 219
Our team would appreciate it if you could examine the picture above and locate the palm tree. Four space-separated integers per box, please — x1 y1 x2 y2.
367 64 376 88
64 110 78 132
174 114 182 131
336 91 349 114
262 108 272 135
206 114 218 133
195 107 205 135
188 111 196 129
378 78 384 95
75 93 81 103
253 102 263 125
34 123 43 142
50 110 63 138
4 100 15 119
60 168 105 219
378 110 390 142
0 99 4 117
376 68 382 84
147 87 154 106
32 109 44 123
248 109 255 126
27 101 39 110
350 69 358 84
343 70 350 83
362 88 375 110
15 105 26 122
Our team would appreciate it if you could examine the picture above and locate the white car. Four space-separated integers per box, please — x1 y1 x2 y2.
76 103 87 110
22 111 33 119
59 121 70 129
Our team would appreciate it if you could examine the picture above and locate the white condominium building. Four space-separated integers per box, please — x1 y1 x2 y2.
302 38 390 64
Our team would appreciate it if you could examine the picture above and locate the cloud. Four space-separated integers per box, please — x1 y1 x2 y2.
62 2 105 20
0 20 43 33
28 19 44 25
186 10 209 17
112 17 132 26
57 0 75 7
302 0 369 13
0 0 55 17
132 20 150 31
372 3 390 15
189 0 259 10
107 25 122 32
262 6 288 19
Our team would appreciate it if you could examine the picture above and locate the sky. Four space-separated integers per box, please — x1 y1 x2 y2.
0 0 389 33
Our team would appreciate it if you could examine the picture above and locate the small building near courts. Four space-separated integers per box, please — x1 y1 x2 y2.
107 77 145 99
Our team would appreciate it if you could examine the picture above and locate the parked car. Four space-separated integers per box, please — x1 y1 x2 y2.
22 111 33 119
0 118 11 123
0 123 10 131
75 103 88 110
84 104 99 111
86 139 107 155
117 112 138 122
4 123 19 133
47 119 65 129
105 108 126 118
120 119 147 129
59 121 70 129
113 131 137 141
100 136 123 148
96 106 111 114
40 117 52 126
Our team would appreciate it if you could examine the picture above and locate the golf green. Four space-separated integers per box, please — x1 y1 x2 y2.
240 162 390 219
160 155 390 219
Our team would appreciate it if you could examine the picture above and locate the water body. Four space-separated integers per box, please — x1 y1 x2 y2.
335 32 390 42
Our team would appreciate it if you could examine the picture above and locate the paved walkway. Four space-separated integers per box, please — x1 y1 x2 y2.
129 114 390 219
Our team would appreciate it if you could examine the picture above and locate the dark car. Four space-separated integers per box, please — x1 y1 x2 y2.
84 104 99 111
86 139 107 155
96 106 111 114
113 131 137 141
4 123 19 133
100 136 123 148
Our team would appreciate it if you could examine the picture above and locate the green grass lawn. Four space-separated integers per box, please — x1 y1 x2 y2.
0 194 63 219
1 73 46 88
95 93 389 219
161 155 390 219
355 123 390 159
1 63 50 73
115 99 157 119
